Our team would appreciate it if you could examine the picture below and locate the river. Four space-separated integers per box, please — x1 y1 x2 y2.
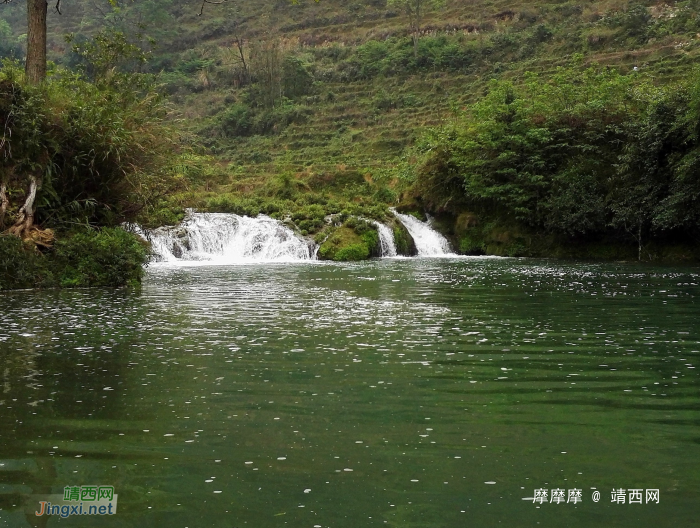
0 258 698 527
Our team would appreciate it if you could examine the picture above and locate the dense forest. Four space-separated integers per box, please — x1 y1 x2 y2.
1 0 700 289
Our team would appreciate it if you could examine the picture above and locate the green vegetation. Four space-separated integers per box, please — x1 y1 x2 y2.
318 218 381 261
0 36 197 288
0 58 180 233
408 63 700 260
1 0 699 270
0 18 21 59
319 226 372 261
0 228 148 290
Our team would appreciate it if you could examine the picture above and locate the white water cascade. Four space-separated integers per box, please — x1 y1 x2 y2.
392 210 454 256
141 212 316 264
372 221 397 257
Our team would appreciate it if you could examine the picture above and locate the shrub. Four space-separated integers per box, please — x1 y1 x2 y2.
459 234 486 255
334 243 370 261
54 228 148 287
220 104 254 137
0 228 148 290
0 58 183 231
0 235 53 290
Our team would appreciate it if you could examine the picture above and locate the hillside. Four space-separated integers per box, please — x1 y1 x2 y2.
2 0 700 261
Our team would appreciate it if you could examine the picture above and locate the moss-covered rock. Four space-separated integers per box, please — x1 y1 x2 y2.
318 227 368 261
391 221 417 256
318 220 381 261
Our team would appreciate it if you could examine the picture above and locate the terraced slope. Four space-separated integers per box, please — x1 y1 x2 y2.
3 0 700 193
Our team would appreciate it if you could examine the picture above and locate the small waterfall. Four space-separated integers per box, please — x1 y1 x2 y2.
142 212 316 264
372 221 397 257
392 210 453 256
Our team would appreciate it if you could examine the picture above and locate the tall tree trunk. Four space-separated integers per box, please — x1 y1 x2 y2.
26 0 48 84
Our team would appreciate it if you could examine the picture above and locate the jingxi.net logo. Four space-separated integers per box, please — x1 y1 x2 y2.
31 485 118 518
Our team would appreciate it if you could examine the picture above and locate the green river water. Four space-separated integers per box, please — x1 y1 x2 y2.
0 258 698 527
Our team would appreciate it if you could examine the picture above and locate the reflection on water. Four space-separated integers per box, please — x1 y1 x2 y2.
0 259 699 527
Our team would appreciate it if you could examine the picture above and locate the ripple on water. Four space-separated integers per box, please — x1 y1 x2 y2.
0 259 698 526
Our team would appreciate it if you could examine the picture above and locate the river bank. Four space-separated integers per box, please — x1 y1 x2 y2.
2 208 698 291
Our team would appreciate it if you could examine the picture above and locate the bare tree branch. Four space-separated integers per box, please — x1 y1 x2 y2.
198 0 224 16
54 0 61 15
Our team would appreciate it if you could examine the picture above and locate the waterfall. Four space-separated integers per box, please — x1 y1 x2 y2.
392 210 453 256
141 212 316 264
371 221 397 257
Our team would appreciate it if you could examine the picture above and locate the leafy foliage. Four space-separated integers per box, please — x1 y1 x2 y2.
0 19 21 59
54 227 148 287
0 228 147 290
0 57 186 230
410 64 700 246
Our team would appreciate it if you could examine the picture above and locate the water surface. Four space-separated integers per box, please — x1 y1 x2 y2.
1 258 699 527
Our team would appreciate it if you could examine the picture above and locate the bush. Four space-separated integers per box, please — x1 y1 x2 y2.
0 235 54 290
530 24 553 44
219 100 311 137
291 204 326 233
0 228 147 290
459 234 486 255
334 243 370 261
282 55 314 98
0 58 183 230
220 104 253 137
54 228 148 287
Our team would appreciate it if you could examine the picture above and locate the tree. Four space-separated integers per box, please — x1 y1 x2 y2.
1 0 48 83
2 0 223 84
387 0 445 58
249 37 282 108
0 18 22 58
